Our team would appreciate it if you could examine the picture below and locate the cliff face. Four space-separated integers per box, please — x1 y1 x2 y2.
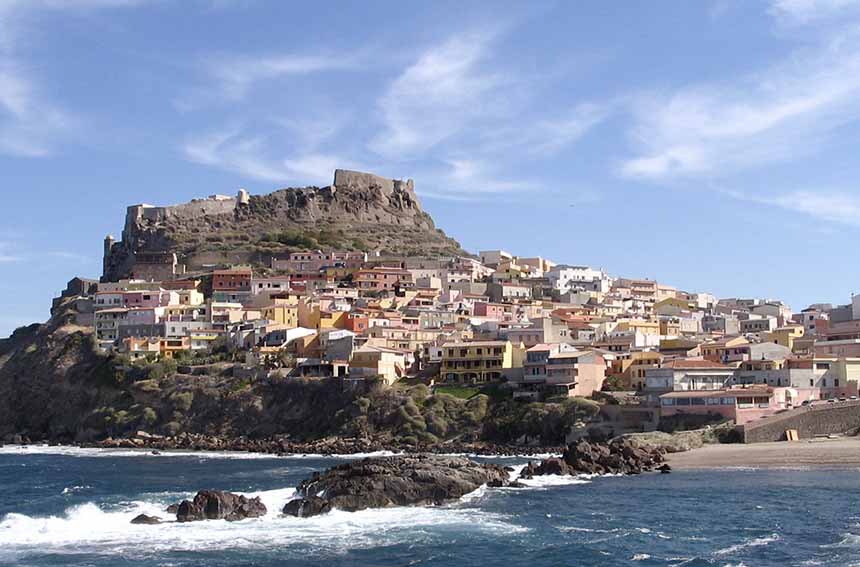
103 169 466 281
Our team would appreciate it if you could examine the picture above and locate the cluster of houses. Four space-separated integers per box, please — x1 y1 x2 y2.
57 247 860 429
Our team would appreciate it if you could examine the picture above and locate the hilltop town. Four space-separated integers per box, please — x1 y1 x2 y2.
3 169 860 449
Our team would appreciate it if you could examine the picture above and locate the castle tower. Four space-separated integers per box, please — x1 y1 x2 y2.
103 234 115 274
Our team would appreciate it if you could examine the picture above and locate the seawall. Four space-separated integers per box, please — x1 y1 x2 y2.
739 400 860 442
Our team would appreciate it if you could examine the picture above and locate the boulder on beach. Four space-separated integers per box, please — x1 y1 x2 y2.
130 514 162 525
172 490 267 522
282 454 510 518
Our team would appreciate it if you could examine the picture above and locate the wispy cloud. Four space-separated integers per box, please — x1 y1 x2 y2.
208 53 360 101
0 62 74 157
0 0 148 158
0 241 21 263
183 127 357 186
726 187 860 226
769 0 860 24
369 31 508 159
620 31 860 180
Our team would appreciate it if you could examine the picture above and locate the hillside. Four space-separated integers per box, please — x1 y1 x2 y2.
0 299 595 449
103 169 467 281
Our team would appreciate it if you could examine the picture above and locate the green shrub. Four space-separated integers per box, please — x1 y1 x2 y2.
170 392 194 412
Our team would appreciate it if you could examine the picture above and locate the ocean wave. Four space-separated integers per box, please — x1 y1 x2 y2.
714 533 780 555
0 487 527 558
822 533 860 548
632 553 651 560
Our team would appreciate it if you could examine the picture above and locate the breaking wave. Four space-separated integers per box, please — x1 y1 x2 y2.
0 485 526 560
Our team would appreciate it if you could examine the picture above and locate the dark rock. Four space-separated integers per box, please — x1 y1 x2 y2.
166 504 179 514
130 514 161 525
529 438 665 478
172 490 267 522
288 455 509 517
659 463 672 474
283 496 332 518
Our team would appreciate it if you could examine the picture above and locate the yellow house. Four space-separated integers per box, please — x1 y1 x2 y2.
319 310 348 330
763 325 805 351
608 351 663 390
440 340 523 385
350 345 407 385
616 318 660 336
653 297 694 316
261 304 298 327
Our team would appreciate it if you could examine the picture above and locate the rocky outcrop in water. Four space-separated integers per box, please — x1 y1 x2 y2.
130 514 162 525
520 438 665 479
282 454 510 518
173 490 267 522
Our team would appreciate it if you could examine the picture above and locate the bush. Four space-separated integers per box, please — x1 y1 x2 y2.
170 392 194 412
141 407 158 427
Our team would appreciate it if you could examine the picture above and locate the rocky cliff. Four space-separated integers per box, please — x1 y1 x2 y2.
103 169 466 281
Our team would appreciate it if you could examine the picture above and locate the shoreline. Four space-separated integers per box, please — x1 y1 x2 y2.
666 437 860 469
0 434 562 458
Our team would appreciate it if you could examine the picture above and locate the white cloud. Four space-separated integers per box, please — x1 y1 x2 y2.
208 53 358 100
0 62 74 157
369 32 507 159
729 188 860 225
411 158 538 202
0 0 148 158
620 33 860 180
0 241 21 263
183 128 355 186
769 0 860 24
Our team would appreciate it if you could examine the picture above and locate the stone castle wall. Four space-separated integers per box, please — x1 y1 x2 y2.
739 400 860 442
333 169 415 199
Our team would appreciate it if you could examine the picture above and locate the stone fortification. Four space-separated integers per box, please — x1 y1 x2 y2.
102 169 464 281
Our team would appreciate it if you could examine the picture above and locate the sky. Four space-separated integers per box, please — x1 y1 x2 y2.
2 0 860 336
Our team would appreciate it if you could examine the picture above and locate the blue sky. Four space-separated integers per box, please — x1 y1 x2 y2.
2 0 860 336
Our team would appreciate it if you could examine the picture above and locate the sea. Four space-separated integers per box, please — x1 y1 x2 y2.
1 445 858 566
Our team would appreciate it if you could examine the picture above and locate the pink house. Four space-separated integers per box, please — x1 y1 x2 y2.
814 319 860 357
660 386 818 425
474 302 507 321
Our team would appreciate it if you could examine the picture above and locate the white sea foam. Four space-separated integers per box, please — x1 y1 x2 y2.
505 463 595 488
822 533 860 548
632 553 651 560
0 444 401 461
0 486 527 559
715 533 780 555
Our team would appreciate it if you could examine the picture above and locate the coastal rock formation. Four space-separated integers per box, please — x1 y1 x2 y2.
173 490 267 522
282 496 331 518
102 169 466 281
282 454 510 518
130 514 162 525
521 438 665 479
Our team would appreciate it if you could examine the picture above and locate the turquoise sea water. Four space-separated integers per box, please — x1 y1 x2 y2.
1 445 858 566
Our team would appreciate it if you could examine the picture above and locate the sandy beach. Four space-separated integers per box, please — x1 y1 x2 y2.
666 437 860 469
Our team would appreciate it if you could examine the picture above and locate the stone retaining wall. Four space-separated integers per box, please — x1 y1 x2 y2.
739 400 860 443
